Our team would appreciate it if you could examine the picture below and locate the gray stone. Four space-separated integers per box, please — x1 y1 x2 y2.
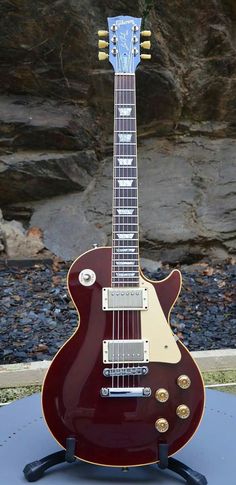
0 149 99 204
30 193 107 261
85 137 236 263
26 136 236 263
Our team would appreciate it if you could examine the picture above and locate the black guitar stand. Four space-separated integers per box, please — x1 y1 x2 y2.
23 438 207 484
158 444 207 484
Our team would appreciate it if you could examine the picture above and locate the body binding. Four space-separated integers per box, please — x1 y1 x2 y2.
42 247 205 467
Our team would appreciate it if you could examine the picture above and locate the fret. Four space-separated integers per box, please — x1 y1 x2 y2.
116 89 135 91
115 195 138 198
113 246 137 249
114 262 137 266
113 223 138 226
115 103 135 105
114 250 138 253
115 117 135 119
115 130 135 133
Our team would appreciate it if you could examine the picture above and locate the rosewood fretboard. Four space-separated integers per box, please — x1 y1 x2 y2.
112 74 139 287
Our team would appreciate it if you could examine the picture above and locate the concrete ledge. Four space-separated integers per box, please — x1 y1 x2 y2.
191 349 236 372
0 349 236 388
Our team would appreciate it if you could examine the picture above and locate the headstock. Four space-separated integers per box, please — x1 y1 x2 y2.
98 16 151 73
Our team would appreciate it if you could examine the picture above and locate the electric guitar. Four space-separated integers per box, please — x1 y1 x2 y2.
42 15 205 467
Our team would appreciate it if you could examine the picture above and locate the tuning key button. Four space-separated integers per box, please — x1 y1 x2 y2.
155 418 169 433
98 30 108 37
177 375 191 389
79 269 96 286
98 52 109 61
141 41 151 49
141 30 151 37
176 404 190 419
141 54 151 60
155 388 169 402
98 40 109 48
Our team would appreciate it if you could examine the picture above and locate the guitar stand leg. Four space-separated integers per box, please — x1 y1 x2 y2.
23 437 76 482
157 444 207 485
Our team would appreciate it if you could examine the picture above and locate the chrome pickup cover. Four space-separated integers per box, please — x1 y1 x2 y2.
100 387 151 398
102 287 148 311
103 339 149 364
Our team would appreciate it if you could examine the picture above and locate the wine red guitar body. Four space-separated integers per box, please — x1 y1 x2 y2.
42 247 205 467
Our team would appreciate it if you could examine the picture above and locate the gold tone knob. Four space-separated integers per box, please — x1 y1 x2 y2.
176 404 190 419
177 375 191 389
155 418 169 433
155 388 169 402
141 54 151 60
98 52 109 61
98 30 108 37
141 41 151 49
141 30 151 37
98 40 109 48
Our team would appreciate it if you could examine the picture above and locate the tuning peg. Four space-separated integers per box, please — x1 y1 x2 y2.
141 30 151 37
98 51 109 61
141 41 151 49
141 54 151 60
98 40 109 48
98 30 108 37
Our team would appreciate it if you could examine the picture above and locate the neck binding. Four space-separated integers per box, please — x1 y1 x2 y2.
112 73 139 288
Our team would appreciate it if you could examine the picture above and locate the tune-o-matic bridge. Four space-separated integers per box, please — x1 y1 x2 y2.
102 287 148 311
103 339 149 363
103 365 148 377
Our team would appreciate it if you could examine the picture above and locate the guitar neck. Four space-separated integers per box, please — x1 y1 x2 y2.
112 73 139 287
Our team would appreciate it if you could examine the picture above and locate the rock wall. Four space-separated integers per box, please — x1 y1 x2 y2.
0 0 235 261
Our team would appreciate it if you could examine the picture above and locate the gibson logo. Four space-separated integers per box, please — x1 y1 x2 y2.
116 19 135 26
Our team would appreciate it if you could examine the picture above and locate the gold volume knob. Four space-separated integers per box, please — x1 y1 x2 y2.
98 40 109 48
98 30 108 37
141 41 151 49
177 375 191 389
141 54 151 60
155 418 169 433
155 388 169 402
176 404 190 419
98 52 109 61
141 30 151 37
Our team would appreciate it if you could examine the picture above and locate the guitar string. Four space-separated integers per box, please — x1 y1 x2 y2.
117 47 122 389
111 65 117 389
129 48 136 387
127 44 134 388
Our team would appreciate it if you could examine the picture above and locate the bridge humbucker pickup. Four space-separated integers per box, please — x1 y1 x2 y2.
102 287 148 311
103 339 149 363
100 387 151 398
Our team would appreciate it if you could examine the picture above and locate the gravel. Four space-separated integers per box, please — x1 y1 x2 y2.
0 260 235 364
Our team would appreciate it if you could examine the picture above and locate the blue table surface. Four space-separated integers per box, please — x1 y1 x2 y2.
0 389 235 484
